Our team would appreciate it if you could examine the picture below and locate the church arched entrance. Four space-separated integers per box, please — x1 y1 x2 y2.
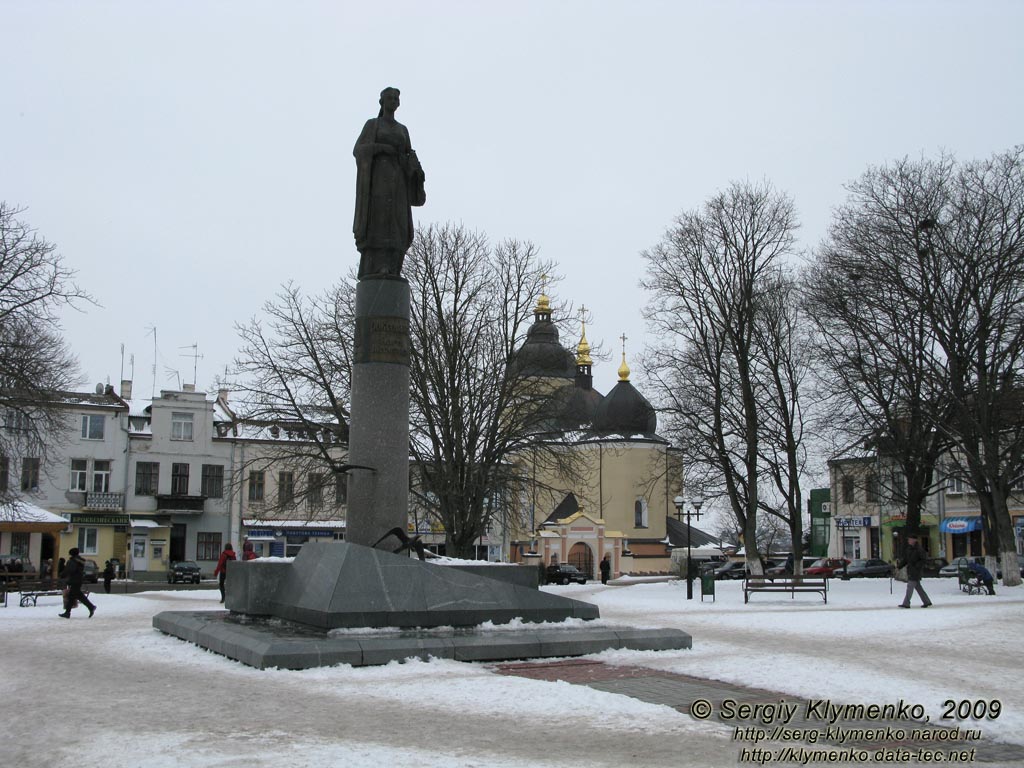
568 542 595 579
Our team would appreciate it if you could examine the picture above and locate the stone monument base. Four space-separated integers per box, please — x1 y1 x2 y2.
152 611 692 669
152 542 692 669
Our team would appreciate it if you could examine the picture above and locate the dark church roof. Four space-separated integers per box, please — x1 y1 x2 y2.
555 381 604 430
591 378 657 437
508 293 576 380
542 492 580 525
665 516 720 548
510 319 576 379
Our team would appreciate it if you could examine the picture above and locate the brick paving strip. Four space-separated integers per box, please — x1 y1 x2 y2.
493 659 1024 765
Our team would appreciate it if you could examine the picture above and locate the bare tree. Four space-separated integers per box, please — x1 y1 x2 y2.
805 165 950 547
642 181 802 575
229 282 353 518
0 203 88 513
406 223 583 558
231 223 584 556
753 271 813 569
807 149 1024 585
906 150 1024 584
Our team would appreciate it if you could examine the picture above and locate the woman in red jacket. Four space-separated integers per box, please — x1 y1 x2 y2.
213 543 236 603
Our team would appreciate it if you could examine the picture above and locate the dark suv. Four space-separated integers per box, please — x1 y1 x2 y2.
167 560 202 584
546 564 588 585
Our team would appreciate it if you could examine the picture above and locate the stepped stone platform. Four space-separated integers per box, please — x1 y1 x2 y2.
153 542 692 669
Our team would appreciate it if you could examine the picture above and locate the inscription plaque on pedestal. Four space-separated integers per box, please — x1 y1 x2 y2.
354 316 411 365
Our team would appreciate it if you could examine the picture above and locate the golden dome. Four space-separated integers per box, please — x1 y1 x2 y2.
618 332 630 381
576 322 593 366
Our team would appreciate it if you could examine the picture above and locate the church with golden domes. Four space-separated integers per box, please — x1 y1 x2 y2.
507 290 692 580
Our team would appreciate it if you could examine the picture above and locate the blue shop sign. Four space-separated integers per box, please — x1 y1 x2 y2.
836 516 871 529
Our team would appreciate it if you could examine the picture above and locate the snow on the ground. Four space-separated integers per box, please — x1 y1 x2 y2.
1 575 1021 766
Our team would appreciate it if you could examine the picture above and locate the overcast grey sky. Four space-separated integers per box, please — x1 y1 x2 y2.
4 0 1022 402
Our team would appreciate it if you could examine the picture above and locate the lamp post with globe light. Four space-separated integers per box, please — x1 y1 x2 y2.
673 496 703 599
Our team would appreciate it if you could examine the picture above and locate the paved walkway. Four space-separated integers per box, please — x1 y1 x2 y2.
495 659 1024 765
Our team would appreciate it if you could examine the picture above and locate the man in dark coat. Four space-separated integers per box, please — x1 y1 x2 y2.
600 554 612 585
59 548 96 619
967 561 996 595
897 534 932 609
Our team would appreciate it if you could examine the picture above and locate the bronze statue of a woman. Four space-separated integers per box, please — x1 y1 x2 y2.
352 87 426 279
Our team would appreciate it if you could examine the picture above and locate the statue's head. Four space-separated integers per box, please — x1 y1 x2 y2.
378 87 401 116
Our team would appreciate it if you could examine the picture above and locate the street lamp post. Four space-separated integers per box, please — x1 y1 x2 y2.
673 496 703 600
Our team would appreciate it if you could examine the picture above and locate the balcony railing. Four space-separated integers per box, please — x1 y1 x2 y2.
155 494 206 514
84 492 124 511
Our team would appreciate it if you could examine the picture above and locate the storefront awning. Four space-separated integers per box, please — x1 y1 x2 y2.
940 516 984 533
130 519 162 529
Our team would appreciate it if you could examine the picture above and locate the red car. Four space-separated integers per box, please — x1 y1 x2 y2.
803 558 849 577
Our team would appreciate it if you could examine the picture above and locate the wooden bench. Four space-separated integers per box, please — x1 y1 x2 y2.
744 575 828 604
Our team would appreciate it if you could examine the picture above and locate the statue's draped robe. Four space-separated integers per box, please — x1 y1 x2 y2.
353 117 418 276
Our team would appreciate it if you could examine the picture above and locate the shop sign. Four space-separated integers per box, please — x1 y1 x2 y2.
72 514 129 525
836 516 871 528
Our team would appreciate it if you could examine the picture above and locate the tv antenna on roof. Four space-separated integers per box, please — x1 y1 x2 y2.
180 343 203 388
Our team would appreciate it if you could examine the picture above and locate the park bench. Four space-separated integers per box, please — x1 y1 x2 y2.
958 568 986 596
744 575 828 604
9 577 65 607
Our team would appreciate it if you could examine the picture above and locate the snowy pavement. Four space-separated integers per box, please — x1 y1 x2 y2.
1 576 1020 767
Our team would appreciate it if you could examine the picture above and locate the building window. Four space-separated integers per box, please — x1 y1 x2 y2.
78 527 98 555
135 462 159 495
20 457 40 491
278 471 295 507
248 471 265 502
70 459 88 491
865 473 879 504
171 463 190 495
10 531 30 557
0 456 8 492
196 531 222 561
634 498 649 528
171 412 194 441
5 409 29 433
841 477 855 504
308 473 324 507
201 464 224 498
335 473 347 505
946 475 965 494
891 471 907 501
91 460 111 493
81 414 105 440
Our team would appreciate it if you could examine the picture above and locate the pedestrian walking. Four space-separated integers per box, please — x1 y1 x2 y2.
214 543 236 603
241 540 257 561
897 534 932 609
600 553 611 585
102 560 115 594
967 561 996 595
59 548 96 619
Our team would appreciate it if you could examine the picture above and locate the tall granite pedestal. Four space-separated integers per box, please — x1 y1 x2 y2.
346 277 410 546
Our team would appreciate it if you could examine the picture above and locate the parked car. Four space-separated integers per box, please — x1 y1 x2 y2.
922 557 948 578
804 558 849 578
713 561 748 580
937 556 1022 579
82 559 99 583
844 558 893 578
939 557 981 578
546 564 588 585
167 560 203 584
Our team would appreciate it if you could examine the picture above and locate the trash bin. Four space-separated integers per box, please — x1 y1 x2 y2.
700 570 716 602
